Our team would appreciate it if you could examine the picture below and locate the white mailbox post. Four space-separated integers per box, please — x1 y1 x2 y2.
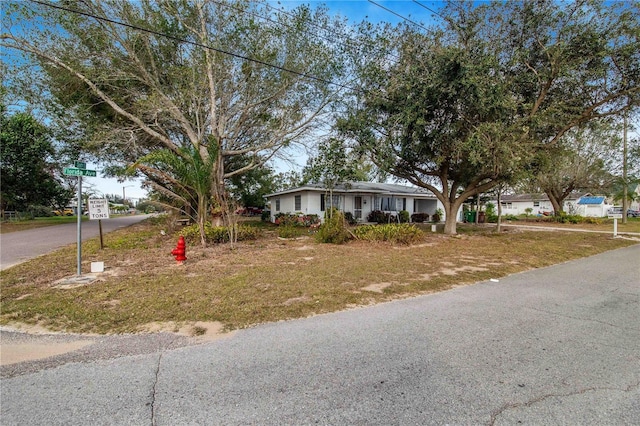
608 213 623 237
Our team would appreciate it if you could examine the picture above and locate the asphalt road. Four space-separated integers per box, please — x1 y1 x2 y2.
1 244 638 425
0 215 151 270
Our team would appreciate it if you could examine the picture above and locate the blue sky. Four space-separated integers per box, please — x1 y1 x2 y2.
277 0 446 24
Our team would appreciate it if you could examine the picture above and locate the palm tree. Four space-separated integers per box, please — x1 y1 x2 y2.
131 145 216 246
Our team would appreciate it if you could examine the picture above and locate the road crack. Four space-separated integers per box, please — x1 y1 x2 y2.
487 381 640 425
150 352 163 426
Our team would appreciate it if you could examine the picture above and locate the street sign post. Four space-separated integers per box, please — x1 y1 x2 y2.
64 162 98 275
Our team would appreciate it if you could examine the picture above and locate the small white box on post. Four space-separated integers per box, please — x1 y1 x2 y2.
608 213 622 237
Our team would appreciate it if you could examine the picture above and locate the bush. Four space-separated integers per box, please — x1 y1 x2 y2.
315 210 350 244
583 217 602 224
353 223 424 245
344 211 358 225
274 212 320 227
181 222 261 244
29 205 55 218
367 210 395 224
278 224 301 239
261 210 271 222
411 212 429 222
556 213 583 224
398 210 410 223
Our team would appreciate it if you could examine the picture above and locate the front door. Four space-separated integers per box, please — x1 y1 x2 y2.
354 196 362 219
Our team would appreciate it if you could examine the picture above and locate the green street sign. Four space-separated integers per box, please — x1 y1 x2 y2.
64 167 97 177
74 161 87 169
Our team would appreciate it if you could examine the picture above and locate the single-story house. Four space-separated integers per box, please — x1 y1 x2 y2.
492 192 616 217
576 196 614 217
264 182 447 223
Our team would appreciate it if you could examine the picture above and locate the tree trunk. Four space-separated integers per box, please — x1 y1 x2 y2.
496 190 503 233
547 193 563 215
443 199 463 235
197 194 207 247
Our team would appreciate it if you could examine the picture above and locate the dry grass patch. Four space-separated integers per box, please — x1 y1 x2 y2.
0 219 636 334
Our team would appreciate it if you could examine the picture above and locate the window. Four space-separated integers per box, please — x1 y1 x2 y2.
295 195 301 211
379 197 402 211
275 198 280 211
320 194 340 211
533 201 540 207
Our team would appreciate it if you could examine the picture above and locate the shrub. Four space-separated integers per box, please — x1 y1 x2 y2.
274 212 320 227
411 212 429 222
398 210 410 223
261 210 271 222
344 211 358 225
553 212 584 224
353 223 424 245
181 223 261 244
278 224 301 239
583 217 602 224
315 210 350 244
367 210 394 224
29 205 55 218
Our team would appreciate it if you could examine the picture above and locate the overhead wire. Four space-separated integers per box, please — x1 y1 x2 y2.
367 0 430 32
28 0 358 93
261 1 402 63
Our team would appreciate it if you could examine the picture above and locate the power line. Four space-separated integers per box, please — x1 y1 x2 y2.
367 0 430 32
413 0 458 30
29 0 356 93
262 1 402 62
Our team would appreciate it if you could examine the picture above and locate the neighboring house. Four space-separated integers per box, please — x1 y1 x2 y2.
265 182 446 223
576 196 613 217
492 192 616 217
492 193 587 216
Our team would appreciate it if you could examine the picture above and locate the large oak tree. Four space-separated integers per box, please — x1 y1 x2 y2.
340 0 639 234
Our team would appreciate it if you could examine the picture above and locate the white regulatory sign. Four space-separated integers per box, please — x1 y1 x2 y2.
608 214 623 219
88 198 110 220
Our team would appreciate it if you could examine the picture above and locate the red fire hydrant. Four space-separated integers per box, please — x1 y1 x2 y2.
171 236 187 264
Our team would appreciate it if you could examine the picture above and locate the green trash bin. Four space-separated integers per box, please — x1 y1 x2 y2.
465 211 476 223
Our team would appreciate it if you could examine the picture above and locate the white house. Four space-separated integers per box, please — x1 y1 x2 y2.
493 192 616 217
265 182 447 223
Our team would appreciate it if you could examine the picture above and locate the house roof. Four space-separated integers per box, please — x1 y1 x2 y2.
577 196 605 205
265 182 437 199
499 192 587 203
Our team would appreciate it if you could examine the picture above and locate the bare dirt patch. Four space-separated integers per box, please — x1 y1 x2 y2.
137 321 230 342
362 282 395 293
1 340 94 366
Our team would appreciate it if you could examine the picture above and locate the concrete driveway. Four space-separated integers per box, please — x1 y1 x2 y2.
1 244 639 425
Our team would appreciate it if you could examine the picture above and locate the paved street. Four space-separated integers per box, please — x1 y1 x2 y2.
0 215 151 270
1 244 638 425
